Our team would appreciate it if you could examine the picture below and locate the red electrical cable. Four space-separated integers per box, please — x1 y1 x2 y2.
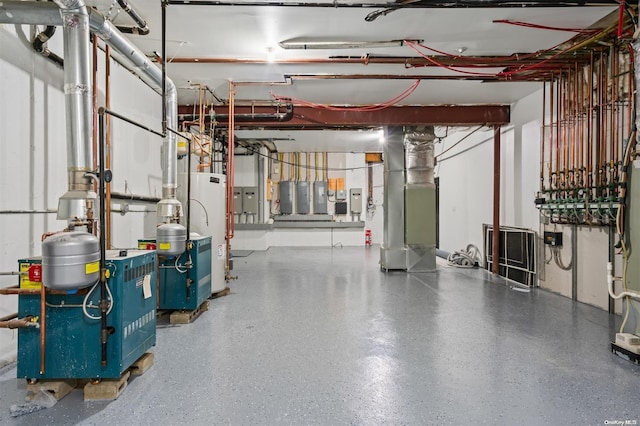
271 79 421 112
493 19 601 34
405 32 604 77
405 38 571 65
405 42 505 77
618 0 626 38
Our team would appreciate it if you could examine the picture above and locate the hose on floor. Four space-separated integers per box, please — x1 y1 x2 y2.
447 244 481 268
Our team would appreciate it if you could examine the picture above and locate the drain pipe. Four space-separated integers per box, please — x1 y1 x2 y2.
53 0 96 225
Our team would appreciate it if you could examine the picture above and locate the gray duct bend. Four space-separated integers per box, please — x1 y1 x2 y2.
0 1 180 222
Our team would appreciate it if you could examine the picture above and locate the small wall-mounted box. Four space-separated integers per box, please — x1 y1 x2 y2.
242 187 258 214
543 231 563 246
233 187 243 214
350 188 362 214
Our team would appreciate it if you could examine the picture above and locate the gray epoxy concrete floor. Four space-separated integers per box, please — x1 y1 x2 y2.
1 246 639 425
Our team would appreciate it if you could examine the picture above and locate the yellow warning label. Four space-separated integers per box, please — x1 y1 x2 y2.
159 242 171 251
19 263 41 289
85 261 100 275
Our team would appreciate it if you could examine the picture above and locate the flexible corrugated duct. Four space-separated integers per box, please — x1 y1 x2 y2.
0 1 181 223
404 126 435 186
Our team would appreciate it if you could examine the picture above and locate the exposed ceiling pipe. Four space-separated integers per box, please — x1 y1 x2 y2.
178 103 294 123
114 0 150 35
0 1 181 224
52 0 96 223
166 55 579 67
166 0 619 7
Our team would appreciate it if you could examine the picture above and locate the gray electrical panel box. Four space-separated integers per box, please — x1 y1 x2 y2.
243 187 258 214
279 181 294 215
313 181 328 214
233 187 243 214
296 181 311 214
350 188 362 214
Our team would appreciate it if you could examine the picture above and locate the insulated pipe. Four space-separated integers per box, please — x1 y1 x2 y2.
88 11 180 222
404 126 435 186
53 0 95 223
0 2 178 221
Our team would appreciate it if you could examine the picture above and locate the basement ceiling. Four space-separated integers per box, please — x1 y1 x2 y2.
84 0 618 150
89 1 616 105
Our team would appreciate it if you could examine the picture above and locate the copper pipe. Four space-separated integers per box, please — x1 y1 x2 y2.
105 45 112 249
0 285 89 295
549 72 558 189
0 318 38 329
556 75 561 178
492 125 501 275
541 80 546 191
225 81 236 278
596 51 604 196
0 286 40 295
571 66 577 183
609 47 615 196
574 64 579 176
588 51 594 199
558 72 564 195
40 283 45 374
564 72 569 174
0 312 19 322
577 63 583 187
199 85 205 169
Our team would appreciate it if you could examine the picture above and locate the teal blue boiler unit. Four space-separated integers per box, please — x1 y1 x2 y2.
158 236 212 311
17 250 157 380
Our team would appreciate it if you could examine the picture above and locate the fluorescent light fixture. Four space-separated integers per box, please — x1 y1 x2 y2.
278 39 422 50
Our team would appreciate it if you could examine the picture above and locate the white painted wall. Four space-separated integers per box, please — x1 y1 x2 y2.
437 86 620 312
0 27 163 366
436 126 515 254
233 150 378 249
